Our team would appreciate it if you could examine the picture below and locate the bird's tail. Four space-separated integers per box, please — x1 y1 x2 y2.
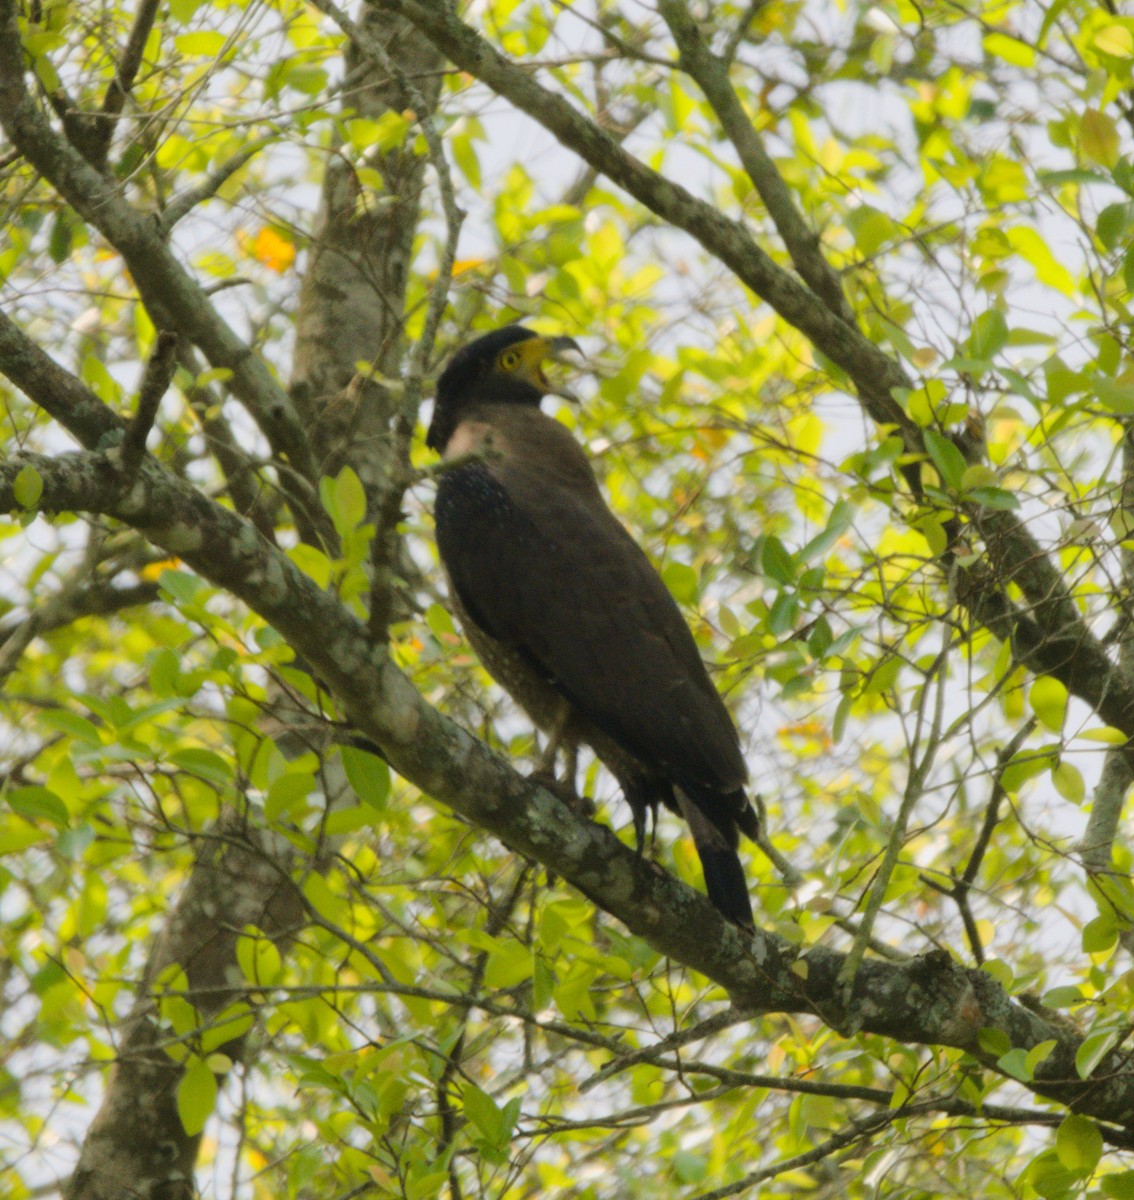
676 790 755 928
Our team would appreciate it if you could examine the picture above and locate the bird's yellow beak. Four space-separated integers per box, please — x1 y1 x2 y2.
524 334 583 402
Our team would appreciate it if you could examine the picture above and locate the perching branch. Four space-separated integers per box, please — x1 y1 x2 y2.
0 413 1132 1125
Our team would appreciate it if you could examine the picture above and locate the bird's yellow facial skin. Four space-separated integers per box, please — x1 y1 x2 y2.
496 336 553 388
496 336 580 397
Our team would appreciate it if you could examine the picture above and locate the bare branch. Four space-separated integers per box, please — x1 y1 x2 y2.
120 330 177 474
659 0 854 323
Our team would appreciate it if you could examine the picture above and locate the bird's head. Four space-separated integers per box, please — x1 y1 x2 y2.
427 325 582 452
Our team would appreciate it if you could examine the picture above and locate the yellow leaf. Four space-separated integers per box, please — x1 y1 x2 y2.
1094 24 1134 59
250 227 295 273
141 557 181 579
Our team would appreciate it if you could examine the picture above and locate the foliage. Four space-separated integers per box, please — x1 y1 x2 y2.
4 0 1134 1197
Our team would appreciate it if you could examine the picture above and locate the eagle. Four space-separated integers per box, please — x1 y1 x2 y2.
428 325 757 925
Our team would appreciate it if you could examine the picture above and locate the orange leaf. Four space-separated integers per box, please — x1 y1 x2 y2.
250 227 295 273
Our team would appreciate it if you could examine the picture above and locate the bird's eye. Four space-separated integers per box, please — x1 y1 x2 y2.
500 350 520 370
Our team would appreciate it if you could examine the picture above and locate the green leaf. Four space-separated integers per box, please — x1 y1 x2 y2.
1052 761 1085 804
1094 23 1134 57
996 1047 1030 1081
923 429 967 490
303 873 340 922
452 131 482 189
288 543 332 589
170 748 233 788
1076 1028 1120 1078
462 1083 503 1141
1082 109 1120 170
798 500 856 563
1001 751 1057 793
976 1027 1010 1056
1102 1170 1134 1199
983 31 1035 66
177 1055 218 1135
1042 986 1084 1008
1082 913 1118 954
13 465 43 509
1026 1040 1057 1077
265 772 316 822
1030 677 1067 732
48 211 73 263
970 309 1008 358
760 536 795 584
966 486 1020 510
662 561 699 604
8 786 68 827
672 1151 708 1184
1056 1113 1103 1174
341 745 390 810
236 928 283 986
38 709 102 745
323 467 367 536
174 31 227 57
1026 1148 1079 1200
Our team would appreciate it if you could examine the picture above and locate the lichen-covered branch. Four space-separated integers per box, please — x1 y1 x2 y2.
2 433 1134 1128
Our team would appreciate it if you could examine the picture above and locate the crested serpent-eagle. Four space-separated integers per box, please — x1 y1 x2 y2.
427 325 758 926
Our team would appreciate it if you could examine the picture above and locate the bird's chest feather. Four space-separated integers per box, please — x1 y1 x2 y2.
443 419 503 462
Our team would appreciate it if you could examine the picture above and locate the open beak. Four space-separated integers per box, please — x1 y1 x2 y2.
541 335 584 403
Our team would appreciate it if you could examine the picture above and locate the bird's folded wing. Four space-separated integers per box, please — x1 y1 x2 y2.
435 461 746 795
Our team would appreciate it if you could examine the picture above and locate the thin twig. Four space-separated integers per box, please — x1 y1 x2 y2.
920 718 1036 964
722 0 768 64
580 1009 748 1093
160 136 274 233
839 639 950 992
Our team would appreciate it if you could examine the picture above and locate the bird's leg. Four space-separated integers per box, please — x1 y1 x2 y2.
529 707 594 818
530 703 570 782
631 803 648 855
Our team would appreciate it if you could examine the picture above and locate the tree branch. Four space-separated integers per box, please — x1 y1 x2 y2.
658 0 854 324
0 2 318 484
120 330 177 474
1 432 1132 1126
377 0 1134 751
